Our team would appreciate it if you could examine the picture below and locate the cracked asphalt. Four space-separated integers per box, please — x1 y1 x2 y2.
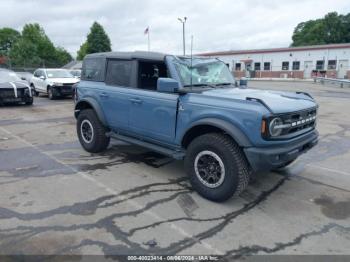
0 81 349 258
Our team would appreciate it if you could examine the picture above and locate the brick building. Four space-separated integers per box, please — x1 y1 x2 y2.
200 43 350 79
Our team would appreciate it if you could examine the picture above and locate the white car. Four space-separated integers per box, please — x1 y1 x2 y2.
30 68 79 100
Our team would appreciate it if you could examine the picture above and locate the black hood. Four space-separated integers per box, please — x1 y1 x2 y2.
0 81 28 89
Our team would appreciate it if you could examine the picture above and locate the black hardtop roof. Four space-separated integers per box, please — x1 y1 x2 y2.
85 51 168 61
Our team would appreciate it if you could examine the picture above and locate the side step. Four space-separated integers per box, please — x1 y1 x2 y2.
107 132 185 160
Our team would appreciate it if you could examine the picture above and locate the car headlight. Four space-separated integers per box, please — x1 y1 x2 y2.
53 82 63 86
269 117 283 137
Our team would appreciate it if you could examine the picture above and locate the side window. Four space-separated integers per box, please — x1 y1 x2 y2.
254 62 261 71
34 70 41 77
235 63 241 71
282 61 289 70
264 62 270 71
82 58 104 81
138 61 168 90
105 60 132 87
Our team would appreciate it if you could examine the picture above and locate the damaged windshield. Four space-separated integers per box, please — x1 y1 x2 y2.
172 56 234 88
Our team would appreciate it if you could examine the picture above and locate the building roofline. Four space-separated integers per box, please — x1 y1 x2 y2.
198 43 350 56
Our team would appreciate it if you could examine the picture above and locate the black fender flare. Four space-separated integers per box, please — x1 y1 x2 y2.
182 118 252 147
74 98 107 126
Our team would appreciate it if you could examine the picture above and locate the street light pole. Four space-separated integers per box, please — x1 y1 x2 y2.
178 17 187 56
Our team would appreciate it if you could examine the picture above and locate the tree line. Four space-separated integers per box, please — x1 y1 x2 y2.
291 12 350 46
0 21 111 69
0 24 72 68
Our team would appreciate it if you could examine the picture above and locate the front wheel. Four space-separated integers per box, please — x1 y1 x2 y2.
77 109 110 153
185 133 250 202
48 87 55 100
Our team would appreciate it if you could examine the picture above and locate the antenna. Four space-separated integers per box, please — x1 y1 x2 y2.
190 35 193 89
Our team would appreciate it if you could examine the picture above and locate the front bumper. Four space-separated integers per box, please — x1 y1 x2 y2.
52 85 73 96
244 129 318 172
0 89 32 104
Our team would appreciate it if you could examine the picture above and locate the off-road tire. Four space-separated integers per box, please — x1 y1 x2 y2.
185 133 250 202
77 109 110 153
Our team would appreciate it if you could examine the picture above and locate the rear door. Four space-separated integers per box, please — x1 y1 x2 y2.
100 59 136 131
129 60 178 144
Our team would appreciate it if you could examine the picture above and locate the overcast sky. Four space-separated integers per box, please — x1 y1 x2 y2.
1 0 349 57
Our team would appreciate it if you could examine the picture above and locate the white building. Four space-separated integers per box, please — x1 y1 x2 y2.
200 43 350 79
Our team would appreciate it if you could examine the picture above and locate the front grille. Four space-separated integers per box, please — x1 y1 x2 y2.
17 88 25 97
0 88 15 98
279 108 317 136
288 109 317 134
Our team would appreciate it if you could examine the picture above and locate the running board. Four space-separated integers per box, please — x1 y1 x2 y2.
107 132 185 160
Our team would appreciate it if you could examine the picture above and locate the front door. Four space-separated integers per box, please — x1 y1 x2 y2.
304 61 313 79
129 89 178 143
338 60 348 79
128 60 178 144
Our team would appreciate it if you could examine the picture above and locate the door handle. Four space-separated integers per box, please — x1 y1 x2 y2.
100 92 109 98
129 98 143 104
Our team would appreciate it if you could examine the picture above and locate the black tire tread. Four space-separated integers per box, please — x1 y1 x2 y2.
185 133 250 202
77 109 110 153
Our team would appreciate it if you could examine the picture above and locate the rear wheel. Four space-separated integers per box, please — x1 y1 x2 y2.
77 109 110 153
185 133 250 202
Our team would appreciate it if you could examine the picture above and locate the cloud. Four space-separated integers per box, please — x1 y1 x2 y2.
0 0 349 57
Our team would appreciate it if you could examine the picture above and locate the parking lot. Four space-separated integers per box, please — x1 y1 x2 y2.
0 81 349 258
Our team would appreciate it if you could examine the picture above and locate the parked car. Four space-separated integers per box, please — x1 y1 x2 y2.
74 51 318 202
0 69 33 105
30 68 79 99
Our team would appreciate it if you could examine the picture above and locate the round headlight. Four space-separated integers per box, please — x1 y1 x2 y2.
269 117 283 137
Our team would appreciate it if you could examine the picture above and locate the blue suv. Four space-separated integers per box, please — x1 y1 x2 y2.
74 51 318 202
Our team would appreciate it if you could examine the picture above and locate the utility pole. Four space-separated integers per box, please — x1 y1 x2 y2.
178 17 187 56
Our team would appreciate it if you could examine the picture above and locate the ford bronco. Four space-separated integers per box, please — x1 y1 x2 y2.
74 51 318 202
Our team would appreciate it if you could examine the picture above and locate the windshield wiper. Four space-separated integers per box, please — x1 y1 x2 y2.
215 82 234 87
184 83 216 88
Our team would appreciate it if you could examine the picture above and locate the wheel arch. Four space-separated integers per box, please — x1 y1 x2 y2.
74 98 107 126
181 118 252 148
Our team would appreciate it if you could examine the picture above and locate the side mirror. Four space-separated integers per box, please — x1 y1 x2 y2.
21 77 26 80
157 78 179 93
39 76 45 80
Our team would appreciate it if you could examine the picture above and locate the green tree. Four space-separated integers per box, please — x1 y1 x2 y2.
9 38 40 66
86 22 111 54
291 12 350 46
77 41 88 60
0 28 20 56
9 23 72 67
55 47 73 66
